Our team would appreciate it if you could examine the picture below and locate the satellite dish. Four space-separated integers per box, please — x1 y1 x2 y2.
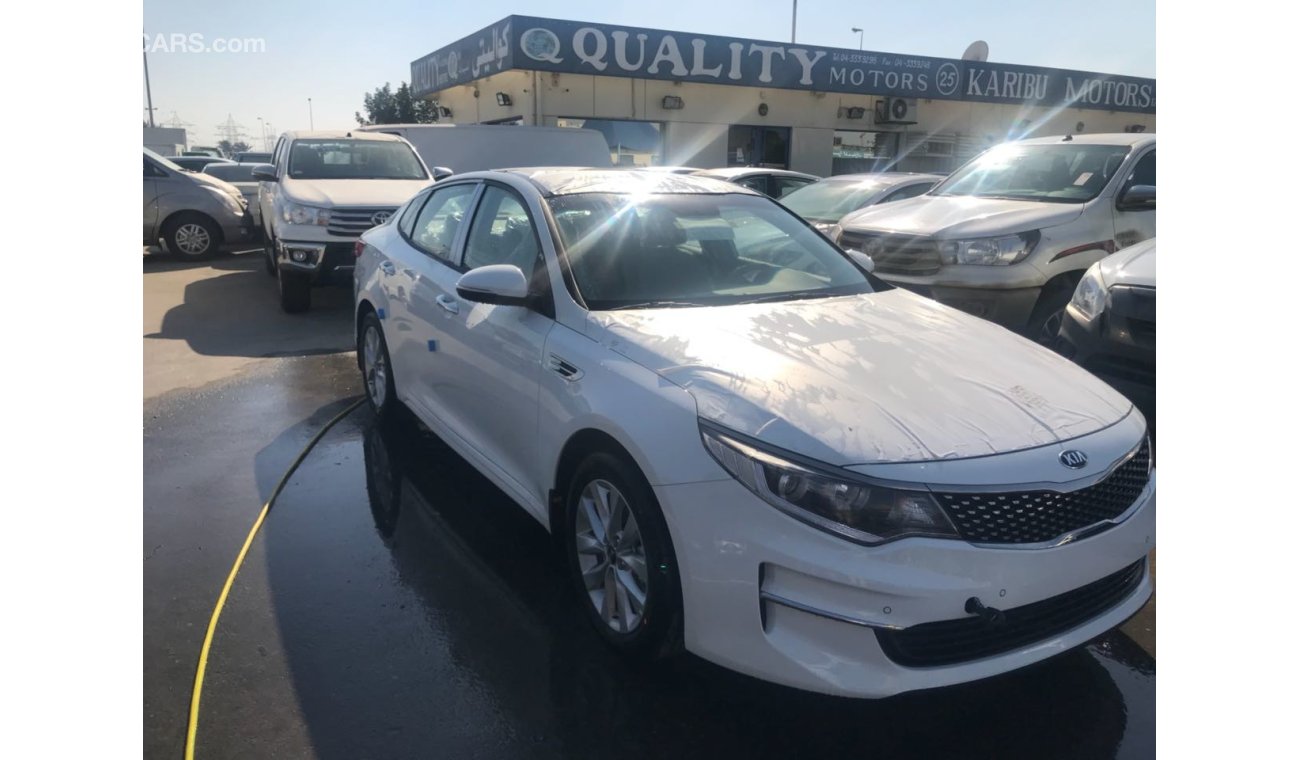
961 40 989 62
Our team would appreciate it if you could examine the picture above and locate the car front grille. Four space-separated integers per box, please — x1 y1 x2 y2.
327 207 398 237
839 232 942 276
875 558 1147 667
934 439 1151 545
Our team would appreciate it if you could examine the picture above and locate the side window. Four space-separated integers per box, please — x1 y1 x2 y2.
409 183 477 263
736 176 769 195
1127 150 1156 188
398 190 431 239
463 186 541 274
880 183 933 204
772 177 814 199
144 157 165 177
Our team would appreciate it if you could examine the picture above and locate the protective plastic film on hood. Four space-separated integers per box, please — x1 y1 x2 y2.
588 290 1133 465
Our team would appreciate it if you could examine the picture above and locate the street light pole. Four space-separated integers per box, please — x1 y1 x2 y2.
852 27 864 51
791 0 797 43
308 98 314 130
143 48 156 127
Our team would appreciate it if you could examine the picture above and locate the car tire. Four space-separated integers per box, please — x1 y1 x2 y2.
263 235 277 276
162 213 221 260
563 451 683 660
358 312 397 422
1026 278 1077 346
278 267 311 313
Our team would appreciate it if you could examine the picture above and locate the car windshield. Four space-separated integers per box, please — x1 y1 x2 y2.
144 147 184 173
931 143 1132 203
203 164 256 182
780 179 887 223
287 140 427 180
548 192 874 310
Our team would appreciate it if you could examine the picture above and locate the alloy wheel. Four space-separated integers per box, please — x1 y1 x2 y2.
174 223 211 256
574 478 649 633
362 324 388 409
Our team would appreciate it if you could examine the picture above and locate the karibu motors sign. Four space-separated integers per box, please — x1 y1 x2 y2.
411 16 1156 114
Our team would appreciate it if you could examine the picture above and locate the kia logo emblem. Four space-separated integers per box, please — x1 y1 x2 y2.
1059 450 1088 469
371 211 392 225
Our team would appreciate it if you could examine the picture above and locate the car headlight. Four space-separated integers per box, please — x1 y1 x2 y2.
939 231 1040 265
203 186 244 213
700 424 959 544
1070 263 1108 321
281 202 330 226
814 222 843 243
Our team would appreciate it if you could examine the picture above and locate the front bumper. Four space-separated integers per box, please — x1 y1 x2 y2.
887 281 1041 329
655 473 1155 698
276 240 356 285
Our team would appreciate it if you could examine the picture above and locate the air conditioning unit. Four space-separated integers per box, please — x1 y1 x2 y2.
875 97 918 125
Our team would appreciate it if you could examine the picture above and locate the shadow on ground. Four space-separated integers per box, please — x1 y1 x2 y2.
145 250 353 358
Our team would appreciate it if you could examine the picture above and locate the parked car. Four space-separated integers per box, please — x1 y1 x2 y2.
780 173 944 236
170 155 235 172
1056 238 1155 422
143 148 253 259
233 151 272 164
255 130 441 313
183 147 223 158
202 162 263 229
837 134 1155 343
694 167 819 199
353 168 1154 699
636 166 703 174
357 123 609 173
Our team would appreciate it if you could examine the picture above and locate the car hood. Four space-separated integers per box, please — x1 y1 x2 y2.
840 195 1085 238
187 170 244 201
1101 238 1156 288
282 178 432 207
587 290 1132 465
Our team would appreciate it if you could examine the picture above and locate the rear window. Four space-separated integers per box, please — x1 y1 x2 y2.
203 164 256 182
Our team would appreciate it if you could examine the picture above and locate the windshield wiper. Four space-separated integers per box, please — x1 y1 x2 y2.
733 290 838 305
603 300 705 311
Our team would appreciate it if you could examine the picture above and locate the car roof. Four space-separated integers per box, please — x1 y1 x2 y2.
1013 133 1156 148
818 172 945 185
696 167 819 180
282 130 408 142
456 168 765 197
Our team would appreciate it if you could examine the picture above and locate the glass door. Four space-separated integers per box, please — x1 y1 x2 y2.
727 125 790 169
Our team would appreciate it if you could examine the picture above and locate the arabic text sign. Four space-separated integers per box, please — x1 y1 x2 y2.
412 16 1155 114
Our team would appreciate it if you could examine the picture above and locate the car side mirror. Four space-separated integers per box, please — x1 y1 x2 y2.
1118 184 1155 211
251 163 278 182
455 265 529 306
432 166 454 181
843 248 876 273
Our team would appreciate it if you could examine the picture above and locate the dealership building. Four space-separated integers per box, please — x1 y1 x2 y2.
410 16 1156 176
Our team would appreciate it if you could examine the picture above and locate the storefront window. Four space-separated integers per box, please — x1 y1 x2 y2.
557 118 664 166
832 130 899 175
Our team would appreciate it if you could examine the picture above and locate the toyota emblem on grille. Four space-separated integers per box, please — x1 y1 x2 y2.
371 211 392 225
1059 450 1088 469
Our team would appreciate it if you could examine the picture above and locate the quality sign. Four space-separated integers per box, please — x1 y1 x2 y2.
412 16 1155 114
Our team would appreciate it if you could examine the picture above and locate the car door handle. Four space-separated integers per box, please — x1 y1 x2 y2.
435 294 460 315
379 260 396 276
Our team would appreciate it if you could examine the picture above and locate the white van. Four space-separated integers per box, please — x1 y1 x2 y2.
356 123 612 173
838 134 1155 342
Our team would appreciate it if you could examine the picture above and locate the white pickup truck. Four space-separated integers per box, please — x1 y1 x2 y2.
253 130 451 313
837 133 1155 342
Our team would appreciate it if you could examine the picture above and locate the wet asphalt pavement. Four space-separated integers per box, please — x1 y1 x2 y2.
144 252 1155 760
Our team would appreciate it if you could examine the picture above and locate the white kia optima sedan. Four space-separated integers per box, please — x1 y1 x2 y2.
352 169 1154 698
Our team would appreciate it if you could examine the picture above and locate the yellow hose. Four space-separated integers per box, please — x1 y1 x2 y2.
184 397 365 760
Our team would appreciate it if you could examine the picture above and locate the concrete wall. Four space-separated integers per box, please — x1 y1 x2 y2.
427 71 1157 175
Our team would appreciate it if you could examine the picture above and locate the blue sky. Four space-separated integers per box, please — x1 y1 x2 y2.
143 0 1154 148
